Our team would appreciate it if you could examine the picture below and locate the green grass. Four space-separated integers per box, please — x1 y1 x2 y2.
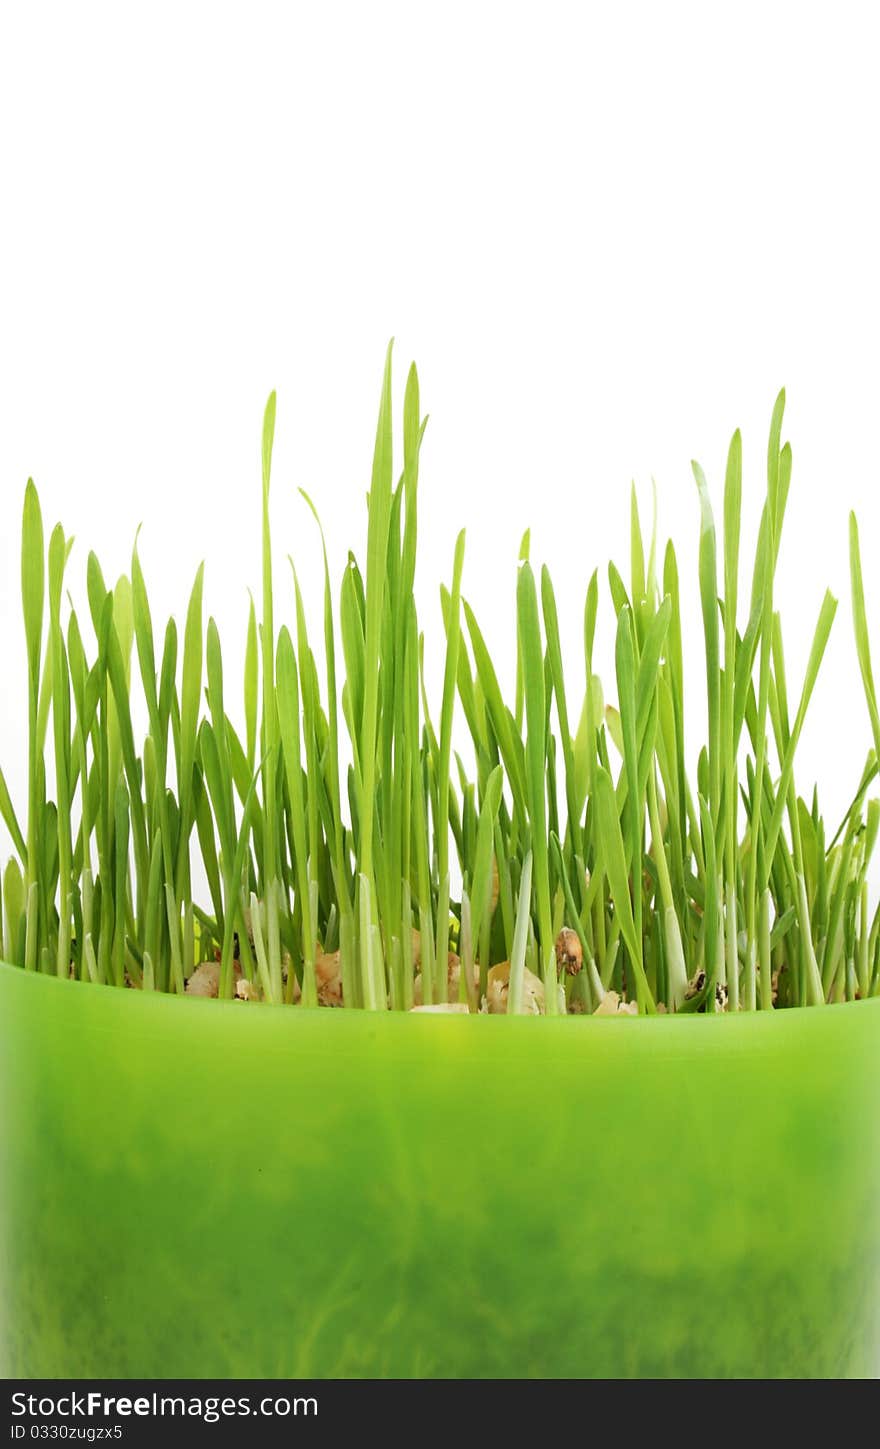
3 351 880 1014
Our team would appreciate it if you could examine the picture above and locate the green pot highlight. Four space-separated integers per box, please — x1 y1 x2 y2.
3 963 879 1380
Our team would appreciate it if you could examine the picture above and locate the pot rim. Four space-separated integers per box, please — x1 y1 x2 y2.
3 956 879 1032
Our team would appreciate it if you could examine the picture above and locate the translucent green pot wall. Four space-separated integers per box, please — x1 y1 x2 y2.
1 962 879 1379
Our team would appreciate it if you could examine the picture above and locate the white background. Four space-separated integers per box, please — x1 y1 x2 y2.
1 1 879 863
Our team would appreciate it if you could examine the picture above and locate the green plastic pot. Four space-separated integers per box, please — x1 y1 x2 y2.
1 961 879 1379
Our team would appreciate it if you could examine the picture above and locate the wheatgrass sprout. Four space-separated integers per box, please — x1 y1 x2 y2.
3 358 880 1014
258 391 283 1001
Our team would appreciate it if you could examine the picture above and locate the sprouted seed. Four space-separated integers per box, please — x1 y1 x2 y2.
4 349 880 1016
